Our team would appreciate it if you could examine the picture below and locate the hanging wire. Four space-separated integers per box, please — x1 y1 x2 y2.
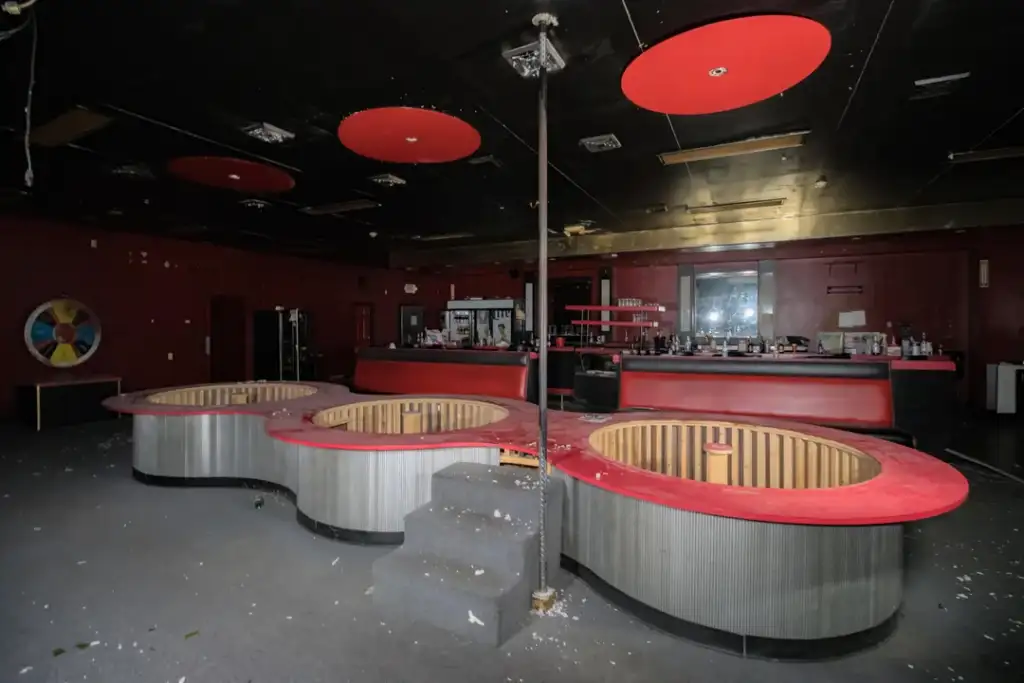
22 11 37 187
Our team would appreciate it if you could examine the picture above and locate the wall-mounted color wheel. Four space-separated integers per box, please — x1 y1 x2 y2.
24 299 102 368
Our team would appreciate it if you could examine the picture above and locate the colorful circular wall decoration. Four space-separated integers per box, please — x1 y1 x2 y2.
621 15 832 115
24 299 102 368
337 107 481 163
167 156 296 193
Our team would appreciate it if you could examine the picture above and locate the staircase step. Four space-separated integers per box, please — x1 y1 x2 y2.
432 462 548 522
403 505 537 578
372 548 530 646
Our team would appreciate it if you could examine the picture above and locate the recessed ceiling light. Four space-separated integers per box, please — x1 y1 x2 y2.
227 173 241 180
708 67 728 77
405 137 418 143
242 122 295 144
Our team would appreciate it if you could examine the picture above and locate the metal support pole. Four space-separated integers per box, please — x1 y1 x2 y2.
531 13 556 613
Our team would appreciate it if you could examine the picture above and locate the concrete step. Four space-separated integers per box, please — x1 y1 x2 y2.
431 461 548 523
402 505 537 579
372 548 530 646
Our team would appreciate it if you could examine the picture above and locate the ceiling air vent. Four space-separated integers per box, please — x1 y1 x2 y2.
369 173 406 187
242 122 295 144
300 199 380 215
563 220 598 236
579 134 621 153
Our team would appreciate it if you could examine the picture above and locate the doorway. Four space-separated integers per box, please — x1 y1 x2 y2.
209 295 247 382
549 276 593 333
399 305 425 346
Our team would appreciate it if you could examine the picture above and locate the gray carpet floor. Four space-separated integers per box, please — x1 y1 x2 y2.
0 421 1020 683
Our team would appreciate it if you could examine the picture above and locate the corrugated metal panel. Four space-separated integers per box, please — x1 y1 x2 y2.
555 469 902 640
132 414 499 533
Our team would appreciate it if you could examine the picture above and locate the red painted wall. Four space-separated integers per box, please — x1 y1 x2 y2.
4 217 1022 415
0 217 443 417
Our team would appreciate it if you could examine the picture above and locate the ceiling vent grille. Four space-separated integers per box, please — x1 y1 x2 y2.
242 122 295 144
579 134 621 153
369 173 406 187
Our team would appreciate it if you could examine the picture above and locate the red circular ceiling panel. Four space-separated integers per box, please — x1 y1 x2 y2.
337 107 481 163
167 156 296 194
621 15 832 115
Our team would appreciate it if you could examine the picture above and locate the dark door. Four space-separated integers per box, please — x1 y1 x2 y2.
209 295 247 382
550 277 593 331
399 305 425 346
354 303 374 350
252 309 283 381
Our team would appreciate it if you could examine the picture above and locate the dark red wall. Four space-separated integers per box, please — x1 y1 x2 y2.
0 217 444 416
3 217 1022 415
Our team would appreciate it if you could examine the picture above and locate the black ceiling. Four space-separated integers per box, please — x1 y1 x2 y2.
1 0 1023 266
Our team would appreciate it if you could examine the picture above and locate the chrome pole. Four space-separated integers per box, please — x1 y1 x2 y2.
532 12 556 611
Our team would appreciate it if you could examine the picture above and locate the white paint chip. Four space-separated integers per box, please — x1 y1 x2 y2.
468 610 485 626
474 569 485 576
493 509 501 518
331 557 340 567
18 666 32 674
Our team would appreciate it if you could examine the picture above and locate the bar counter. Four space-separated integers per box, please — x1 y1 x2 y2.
583 353 957 443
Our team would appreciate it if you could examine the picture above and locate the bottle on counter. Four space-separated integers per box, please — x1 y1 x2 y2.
817 340 825 355
871 334 882 356
921 332 932 356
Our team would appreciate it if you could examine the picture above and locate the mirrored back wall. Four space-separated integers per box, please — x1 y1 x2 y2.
677 261 774 340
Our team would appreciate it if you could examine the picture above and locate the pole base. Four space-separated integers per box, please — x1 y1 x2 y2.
531 587 556 613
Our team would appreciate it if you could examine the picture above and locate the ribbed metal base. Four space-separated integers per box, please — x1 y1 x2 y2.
131 414 500 535
556 470 904 642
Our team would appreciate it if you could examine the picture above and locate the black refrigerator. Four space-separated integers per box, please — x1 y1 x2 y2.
253 308 316 381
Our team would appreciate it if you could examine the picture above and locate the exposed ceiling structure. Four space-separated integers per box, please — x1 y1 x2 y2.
1 0 1023 267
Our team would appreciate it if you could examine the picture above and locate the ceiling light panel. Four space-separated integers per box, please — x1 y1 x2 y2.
687 198 786 214
659 131 809 165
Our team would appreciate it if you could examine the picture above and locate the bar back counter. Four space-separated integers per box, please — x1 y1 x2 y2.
105 374 967 657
